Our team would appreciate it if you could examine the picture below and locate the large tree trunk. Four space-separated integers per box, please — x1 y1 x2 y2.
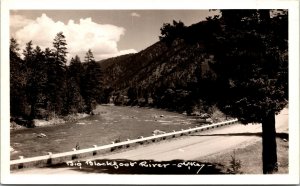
262 110 278 174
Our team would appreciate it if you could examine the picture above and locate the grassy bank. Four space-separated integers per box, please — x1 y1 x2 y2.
199 137 289 174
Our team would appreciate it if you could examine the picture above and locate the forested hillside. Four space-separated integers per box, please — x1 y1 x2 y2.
99 19 224 113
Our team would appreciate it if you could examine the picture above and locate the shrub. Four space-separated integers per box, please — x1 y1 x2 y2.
229 150 242 174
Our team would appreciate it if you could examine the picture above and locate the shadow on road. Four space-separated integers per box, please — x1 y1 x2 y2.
46 159 226 174
190 132 289 140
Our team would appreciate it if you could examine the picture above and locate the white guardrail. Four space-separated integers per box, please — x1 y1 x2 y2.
10 119 238 170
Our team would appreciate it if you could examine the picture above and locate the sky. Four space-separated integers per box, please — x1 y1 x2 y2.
10 10 219 61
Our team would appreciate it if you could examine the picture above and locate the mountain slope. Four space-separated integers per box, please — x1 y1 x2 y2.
99 21 219 113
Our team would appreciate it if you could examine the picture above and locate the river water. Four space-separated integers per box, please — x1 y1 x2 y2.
10 105 202 160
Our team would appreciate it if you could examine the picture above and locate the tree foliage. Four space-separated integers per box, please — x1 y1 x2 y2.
26 45 48 118
159 20 186 45
209 10 288 123
156 10 287 123
44 33 68 116
10 33 104 123
82 49 104 113
208 9 288 174
65 56 85 114
52 32 68 66
10 38 28 117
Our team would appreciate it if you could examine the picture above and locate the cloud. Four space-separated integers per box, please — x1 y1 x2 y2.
11 14 137 61
130 12 141 18
98 49 137 59
10 14 34 29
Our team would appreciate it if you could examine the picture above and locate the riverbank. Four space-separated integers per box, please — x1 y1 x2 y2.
10 112 91 130
10 104 226 130
34 113 90 127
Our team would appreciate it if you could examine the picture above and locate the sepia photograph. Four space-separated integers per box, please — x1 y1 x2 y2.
1 0 299 184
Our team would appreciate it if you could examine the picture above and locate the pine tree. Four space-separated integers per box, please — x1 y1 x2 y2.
46 32 68 116
69 55 83 85
210 10 288 174
65 56 85 113
26 46 47 119
82 49 103 113
23 41 34 64
22 41 34 83
10 38 28 117
52 32 68 67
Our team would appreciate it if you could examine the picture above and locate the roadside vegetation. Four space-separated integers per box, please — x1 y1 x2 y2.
200 137 288 174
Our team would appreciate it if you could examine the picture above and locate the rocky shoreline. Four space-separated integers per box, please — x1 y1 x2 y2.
10 113 90 130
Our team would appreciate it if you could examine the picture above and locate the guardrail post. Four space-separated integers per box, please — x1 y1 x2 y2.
71 148 78 160
47 152 52 165
125 139 131 148
92 145 97 156
17 156 24 169
172 130 176 137
180 129 184 135
110 142 116 152
138 136 144 145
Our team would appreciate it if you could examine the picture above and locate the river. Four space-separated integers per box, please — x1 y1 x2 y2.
10 105 203 160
